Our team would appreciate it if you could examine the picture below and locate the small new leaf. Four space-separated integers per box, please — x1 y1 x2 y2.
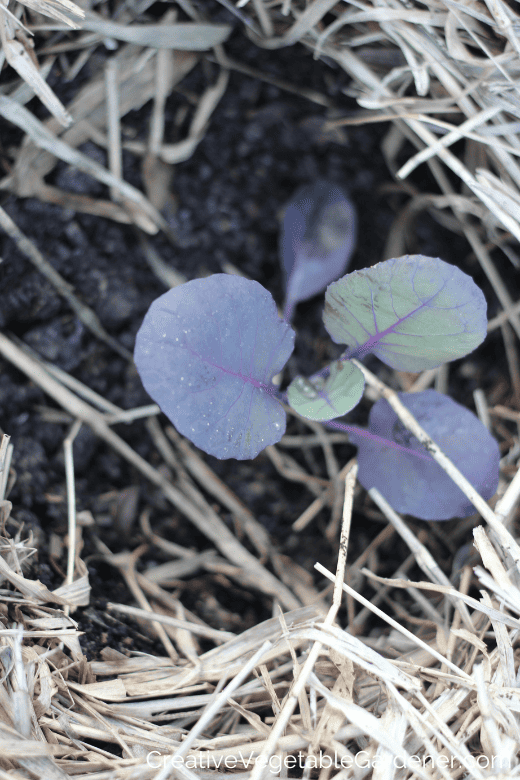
287 360 364 421
280 180 357 322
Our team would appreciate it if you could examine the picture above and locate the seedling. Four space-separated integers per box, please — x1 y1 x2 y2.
135 254 500 521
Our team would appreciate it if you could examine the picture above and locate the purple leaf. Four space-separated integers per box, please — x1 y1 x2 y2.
350 390 500 520
134 275 295 460
324 255 487 371
280 180 357 322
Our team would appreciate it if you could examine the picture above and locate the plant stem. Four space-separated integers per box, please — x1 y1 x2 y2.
270 386 433 462
322 420 433 461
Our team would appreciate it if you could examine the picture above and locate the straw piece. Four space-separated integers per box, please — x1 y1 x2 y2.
0 333 300 611
0 96 165 234
0 3 72 126
106 602 236 643
249 466 358 780
0 206 132 361
17 0 84 26
158 69 229 164
166 425 274 560
105 58 122 203
0 556 68 606
368 487 475 631
316 561 473 679
473 525 513 590
362 567 520 630
65 679 127 702
79 14 231 49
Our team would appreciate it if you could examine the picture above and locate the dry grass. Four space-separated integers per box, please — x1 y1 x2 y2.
2 432 520 778
1 0 520 778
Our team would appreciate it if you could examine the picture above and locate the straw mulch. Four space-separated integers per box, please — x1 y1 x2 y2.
1 0 520 778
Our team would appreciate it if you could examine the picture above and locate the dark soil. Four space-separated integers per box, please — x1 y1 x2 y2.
0 3 512 659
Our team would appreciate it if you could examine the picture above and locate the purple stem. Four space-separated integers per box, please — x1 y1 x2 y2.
282 299 295 324
323 420 433 461
268 385 433 462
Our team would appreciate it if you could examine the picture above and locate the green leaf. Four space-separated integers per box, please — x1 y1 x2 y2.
287 360 364 421
323 255 488 371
